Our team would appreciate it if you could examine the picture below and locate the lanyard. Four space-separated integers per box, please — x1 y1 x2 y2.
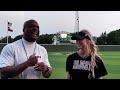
21 39 36 60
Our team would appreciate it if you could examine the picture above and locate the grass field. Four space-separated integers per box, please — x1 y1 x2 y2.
0 44 120 79
41 51 120 79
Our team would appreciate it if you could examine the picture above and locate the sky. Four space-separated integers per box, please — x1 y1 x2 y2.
1 11 120 38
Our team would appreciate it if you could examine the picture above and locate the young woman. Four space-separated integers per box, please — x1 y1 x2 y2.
66 30 108 79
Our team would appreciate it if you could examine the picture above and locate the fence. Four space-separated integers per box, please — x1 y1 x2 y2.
41 45 120 52
0 43 120 52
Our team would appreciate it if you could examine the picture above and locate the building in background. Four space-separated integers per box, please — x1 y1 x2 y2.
52 31 75 45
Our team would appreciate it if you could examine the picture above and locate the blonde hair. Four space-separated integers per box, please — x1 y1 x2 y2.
80 30 99 78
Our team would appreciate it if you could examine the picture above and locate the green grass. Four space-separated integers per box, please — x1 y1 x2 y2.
41 51 120 79
99 51 120 79
1 45 120 79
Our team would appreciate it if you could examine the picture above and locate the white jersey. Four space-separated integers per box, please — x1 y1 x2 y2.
0 38 51 79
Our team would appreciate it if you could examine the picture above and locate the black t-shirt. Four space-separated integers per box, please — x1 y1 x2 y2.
66 52 108 79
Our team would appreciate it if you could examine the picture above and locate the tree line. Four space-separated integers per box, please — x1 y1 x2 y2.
96 29 120 45
0 29 120 45
0 34 54 44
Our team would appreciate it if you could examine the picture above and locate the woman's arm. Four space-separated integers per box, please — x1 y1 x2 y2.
98 77 102 79
66 71 71 79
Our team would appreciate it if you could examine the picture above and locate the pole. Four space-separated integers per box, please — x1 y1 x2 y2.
75 11 79 33
7 20 8 44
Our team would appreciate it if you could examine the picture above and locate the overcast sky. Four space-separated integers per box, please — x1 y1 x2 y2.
1 11 120 38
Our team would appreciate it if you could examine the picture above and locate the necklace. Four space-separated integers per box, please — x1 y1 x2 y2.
21 39 36 60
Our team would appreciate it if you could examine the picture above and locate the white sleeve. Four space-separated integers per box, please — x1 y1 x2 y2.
0 44 14 68
43 48 52 68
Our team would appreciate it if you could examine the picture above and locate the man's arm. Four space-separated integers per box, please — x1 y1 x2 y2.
41 48 52 78
0 61 29 79
0 55 40 79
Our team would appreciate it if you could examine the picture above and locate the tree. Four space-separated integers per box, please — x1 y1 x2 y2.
37 34 54 44
67 33 72 40
0 36 13 43
13 35 23 42
96 31 107 45
107 29 120 45
96 29 120 45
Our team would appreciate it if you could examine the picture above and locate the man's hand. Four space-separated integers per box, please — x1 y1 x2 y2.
26 54 41 67
34 62 48 72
